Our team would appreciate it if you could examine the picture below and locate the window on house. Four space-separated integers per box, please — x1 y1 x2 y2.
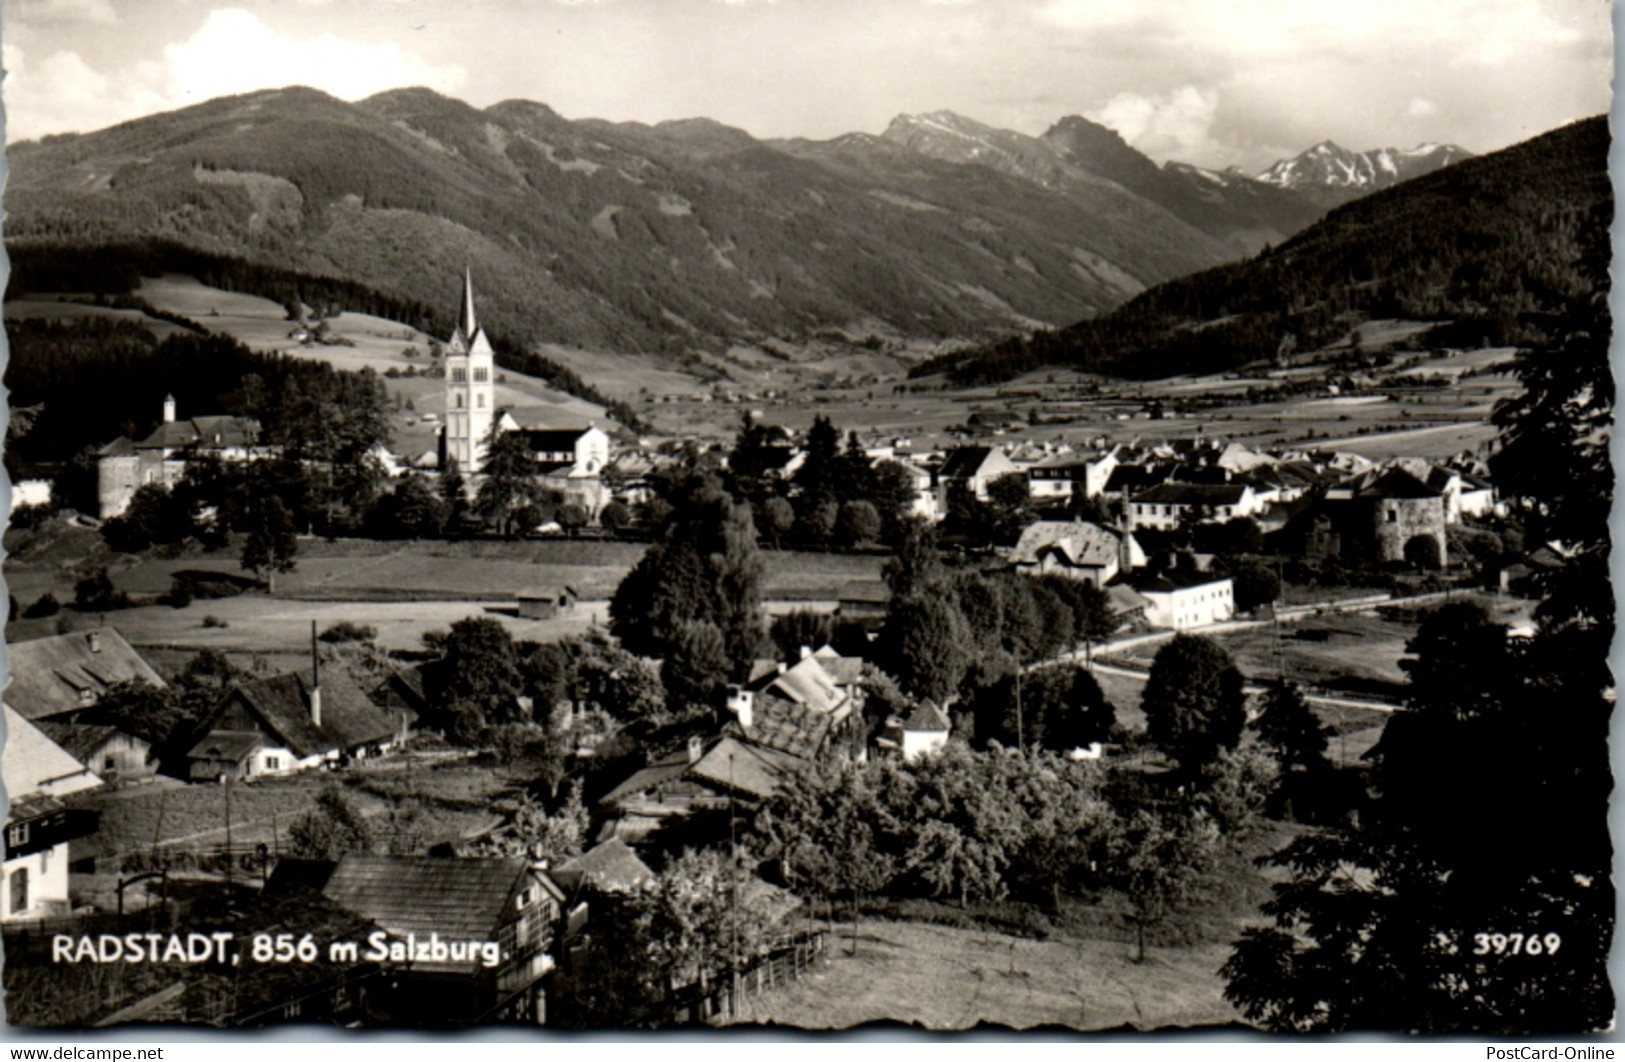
39 848 50 875
455 395 465 409
9 823 30 849
1387 510 1398 523
476 394 485 408
473 367 489 383
452 368 467 383
10 867 27 913
266 756 281 771
104 756 117 771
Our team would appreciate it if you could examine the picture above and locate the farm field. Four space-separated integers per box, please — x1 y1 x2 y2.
730 919 1244 1031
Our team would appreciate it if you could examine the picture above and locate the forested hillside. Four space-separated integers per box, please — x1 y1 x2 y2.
917 116 1609 386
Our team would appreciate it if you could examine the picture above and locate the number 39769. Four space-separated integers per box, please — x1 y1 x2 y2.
1472 932 1561 956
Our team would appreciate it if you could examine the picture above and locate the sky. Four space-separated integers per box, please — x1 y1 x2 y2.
1 0 1614 172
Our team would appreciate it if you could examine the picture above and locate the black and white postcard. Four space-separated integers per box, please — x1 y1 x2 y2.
0 0 1614 1038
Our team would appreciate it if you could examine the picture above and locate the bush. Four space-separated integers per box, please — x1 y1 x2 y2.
201 614 229 629
166 579 194 609
319 620 378 643
9 502 56 531
74 567 131 611
23 592 60 619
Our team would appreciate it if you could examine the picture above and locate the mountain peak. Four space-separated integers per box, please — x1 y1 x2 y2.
1256 137 1472 202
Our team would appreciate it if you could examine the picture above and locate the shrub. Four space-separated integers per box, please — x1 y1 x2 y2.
166 579 194 609
23 592 60 618
319 620 378 643
201 614 229 629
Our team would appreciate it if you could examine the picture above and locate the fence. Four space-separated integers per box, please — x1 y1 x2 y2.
673 930 827 1026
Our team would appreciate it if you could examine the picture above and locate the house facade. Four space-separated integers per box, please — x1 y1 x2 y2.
1137 576 1235 630
1128 483 1260 531
1008 520 1144 587
3 705 102 922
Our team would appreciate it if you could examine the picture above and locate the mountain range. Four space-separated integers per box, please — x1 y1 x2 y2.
4 87 1467 361
917 116 1607 386
1255 140 1474 205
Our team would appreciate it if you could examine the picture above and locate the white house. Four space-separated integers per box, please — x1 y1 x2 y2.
3 705 102 922
1137 576 1235 631
1008 520 1145 587
1028 448 1119 503
1128 483 1260 531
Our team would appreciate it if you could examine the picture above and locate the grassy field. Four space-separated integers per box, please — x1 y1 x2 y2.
730 918 1243 1031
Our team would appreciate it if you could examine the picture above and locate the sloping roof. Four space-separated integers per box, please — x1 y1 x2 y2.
224 668 397 758
1105 464 1169 493
1009 520 1121 569
1131 482 1249 507
812 646 864 685
136 417 260 451
837 580 890 604
185 730 265 764
939 446 1016 480
743 692 833 759
600 751 695 805
6 628 166 722
37 721 134 764
903 700 951 733
515 585 576 601
552 838 655 895
1357 469 1442 500
322 855 549 975
511 427 594 453
3 704 102 800
688 736 804 801
98 436 137 457
756 655 845 715
1107 584 1152 614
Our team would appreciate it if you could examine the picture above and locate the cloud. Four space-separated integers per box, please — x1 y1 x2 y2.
1085 85 1221 162
11 0 117 24
1405 97 1438 119
5 7 468 140
158 8 466 105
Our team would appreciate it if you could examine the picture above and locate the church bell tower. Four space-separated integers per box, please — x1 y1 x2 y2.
444 268 496 472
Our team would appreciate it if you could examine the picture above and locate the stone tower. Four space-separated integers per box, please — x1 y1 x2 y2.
443 269 496 472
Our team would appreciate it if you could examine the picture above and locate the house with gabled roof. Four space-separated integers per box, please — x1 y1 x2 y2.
6 628 165 725
1029 448 1119 505
1128 482 1260 531
1008 520 1144 587
934 445 1019 508
598 735 807 844
877 701 952 763
180 665 398 782
319 854 564 1026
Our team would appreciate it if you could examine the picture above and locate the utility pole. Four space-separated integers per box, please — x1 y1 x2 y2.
729 751 741 1017
1015 649 1025 755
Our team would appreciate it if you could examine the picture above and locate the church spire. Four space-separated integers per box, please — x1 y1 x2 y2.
459 267 478 342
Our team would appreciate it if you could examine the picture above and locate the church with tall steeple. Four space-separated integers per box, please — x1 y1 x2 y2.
443 269 496 472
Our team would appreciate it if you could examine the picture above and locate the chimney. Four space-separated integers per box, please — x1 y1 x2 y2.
310 620 322 728
799 645 813 660
687 735 704 764
86 631 102 654
726 686 754 729
162 395 177 424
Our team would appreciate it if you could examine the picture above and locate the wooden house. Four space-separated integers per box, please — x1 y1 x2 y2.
515 585 578 621
181 666 398 782
320 855 564 1026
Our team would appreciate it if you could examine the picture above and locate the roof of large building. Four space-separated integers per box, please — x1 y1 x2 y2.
3 704 102 801
1356 468 1444 500
216 668 397 759
903 700 952 733
1009 520 1122 569
135 415 261 451
322 855 560 975
6 628 166 722
687 736 805 801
